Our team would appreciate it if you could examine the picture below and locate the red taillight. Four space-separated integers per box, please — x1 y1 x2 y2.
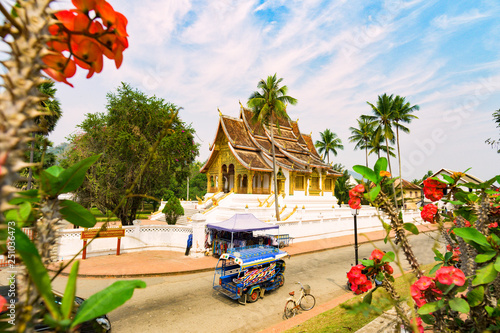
237 288 241 295
219 278 222 285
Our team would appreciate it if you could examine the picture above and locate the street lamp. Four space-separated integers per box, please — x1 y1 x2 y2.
351 208 360 265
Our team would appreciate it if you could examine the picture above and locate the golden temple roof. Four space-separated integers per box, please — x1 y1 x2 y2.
200 105 342 176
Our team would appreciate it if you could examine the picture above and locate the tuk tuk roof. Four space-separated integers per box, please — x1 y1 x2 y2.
206 214 279 232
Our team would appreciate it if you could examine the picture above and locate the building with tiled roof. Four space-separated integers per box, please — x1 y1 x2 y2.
200 104 342 197
393 179 422 210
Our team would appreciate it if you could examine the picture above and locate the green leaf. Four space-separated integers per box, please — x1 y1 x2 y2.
441 174 455 184
454 227 490 248
429 263 443 275
71 280 146 328
403 223 419 235
472 262 497 286
418 302 440 315
45 165 65 177
382 251 395 263
39 169 61 196
58 155 101 194
60 200 96 228
495 176 500 186
467 286 484 307
373 158 387 177
369 185 381 202
476 252 497 264
444 251 453 262
362 288 374 304
353 165 378 183
4 201 33 224
495 256 500 272
15 227 60 319
433 249 444 260
446 200 465 206
61 261 79 319
449 297 470 313
361 259 374 267
420 314 435 325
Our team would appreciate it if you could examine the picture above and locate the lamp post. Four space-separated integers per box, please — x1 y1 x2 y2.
351 208 360 265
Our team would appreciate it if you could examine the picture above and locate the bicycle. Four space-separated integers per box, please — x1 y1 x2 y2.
283 282 316 319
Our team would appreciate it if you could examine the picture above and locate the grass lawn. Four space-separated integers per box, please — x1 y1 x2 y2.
285 264 434 333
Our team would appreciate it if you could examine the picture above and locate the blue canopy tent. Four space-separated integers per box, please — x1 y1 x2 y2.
206 214 279 250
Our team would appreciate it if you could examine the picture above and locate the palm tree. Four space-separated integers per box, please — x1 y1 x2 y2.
27 81 62 189
349 118 375 167
392 95 419 209
247 74 297 221
368 136 396 160
315 129 344 164
364 94 396 175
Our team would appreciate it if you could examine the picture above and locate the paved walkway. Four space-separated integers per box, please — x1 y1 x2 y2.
49 223 440 278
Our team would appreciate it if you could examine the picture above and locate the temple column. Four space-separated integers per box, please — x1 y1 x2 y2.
218 168 223 192
234 174 239 193
305 174 311 196
248 171 254 194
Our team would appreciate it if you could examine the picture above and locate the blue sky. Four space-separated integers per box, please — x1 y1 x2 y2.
47 0 500 181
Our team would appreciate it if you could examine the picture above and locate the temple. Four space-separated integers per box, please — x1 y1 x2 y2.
200 104 342 196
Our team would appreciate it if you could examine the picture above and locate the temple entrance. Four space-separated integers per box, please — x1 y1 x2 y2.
221 164 235 193
252 172 271 194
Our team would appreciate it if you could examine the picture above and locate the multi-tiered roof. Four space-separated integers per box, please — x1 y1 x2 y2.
200 106 341 176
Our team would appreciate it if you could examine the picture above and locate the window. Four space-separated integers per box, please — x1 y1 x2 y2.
311 177 320 190
295 176 304 190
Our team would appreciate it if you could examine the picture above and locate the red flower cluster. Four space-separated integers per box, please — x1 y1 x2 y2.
423 178 447 202
368 249 393 275
421 203 438 223
43 0 128 86
489 222 498 228
348 184 365 210
410 276 442 307
347 264 372 295
436 266 466 286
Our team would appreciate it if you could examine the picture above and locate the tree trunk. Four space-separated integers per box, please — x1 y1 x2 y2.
385 135 399 210
365 142 368 167
270 113 280 221
396 125 404 210
27 132 35 190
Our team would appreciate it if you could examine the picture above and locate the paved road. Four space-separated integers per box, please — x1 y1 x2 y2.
0 231 444 333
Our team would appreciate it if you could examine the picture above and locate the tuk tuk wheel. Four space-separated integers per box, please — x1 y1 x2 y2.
247 288 260 303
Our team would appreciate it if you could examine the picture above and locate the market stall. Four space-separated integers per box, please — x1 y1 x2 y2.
206 214 280 256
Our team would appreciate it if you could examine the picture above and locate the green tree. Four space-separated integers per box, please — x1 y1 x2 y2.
179 161 207 201
364 94 396 175
368 135 395 160
247 74 297 221
62 83 199 225
334 167 352 206
315 129 344 164
349 118 375 167
162 195 184 225
27 81 62 189
392 95 419 209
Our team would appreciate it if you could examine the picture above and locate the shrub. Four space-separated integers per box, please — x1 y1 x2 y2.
163 196 184 225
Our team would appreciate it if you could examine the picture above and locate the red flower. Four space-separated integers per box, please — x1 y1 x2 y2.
383 263 393 275
369 249 385 262
435 266 465 286
421 204 438 223
414 276 434 291
410 285 427 307
348 184 365 209
489 222 498 228
42 54 77 87
423 178 446 202
348 197 361 209
347 265 372 295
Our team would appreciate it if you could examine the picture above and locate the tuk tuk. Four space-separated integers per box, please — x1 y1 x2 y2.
213 244 287 304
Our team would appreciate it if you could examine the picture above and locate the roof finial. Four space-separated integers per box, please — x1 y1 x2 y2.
310 131 312 136
239 101 243 109
297 118 299 122
218 108 222 116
